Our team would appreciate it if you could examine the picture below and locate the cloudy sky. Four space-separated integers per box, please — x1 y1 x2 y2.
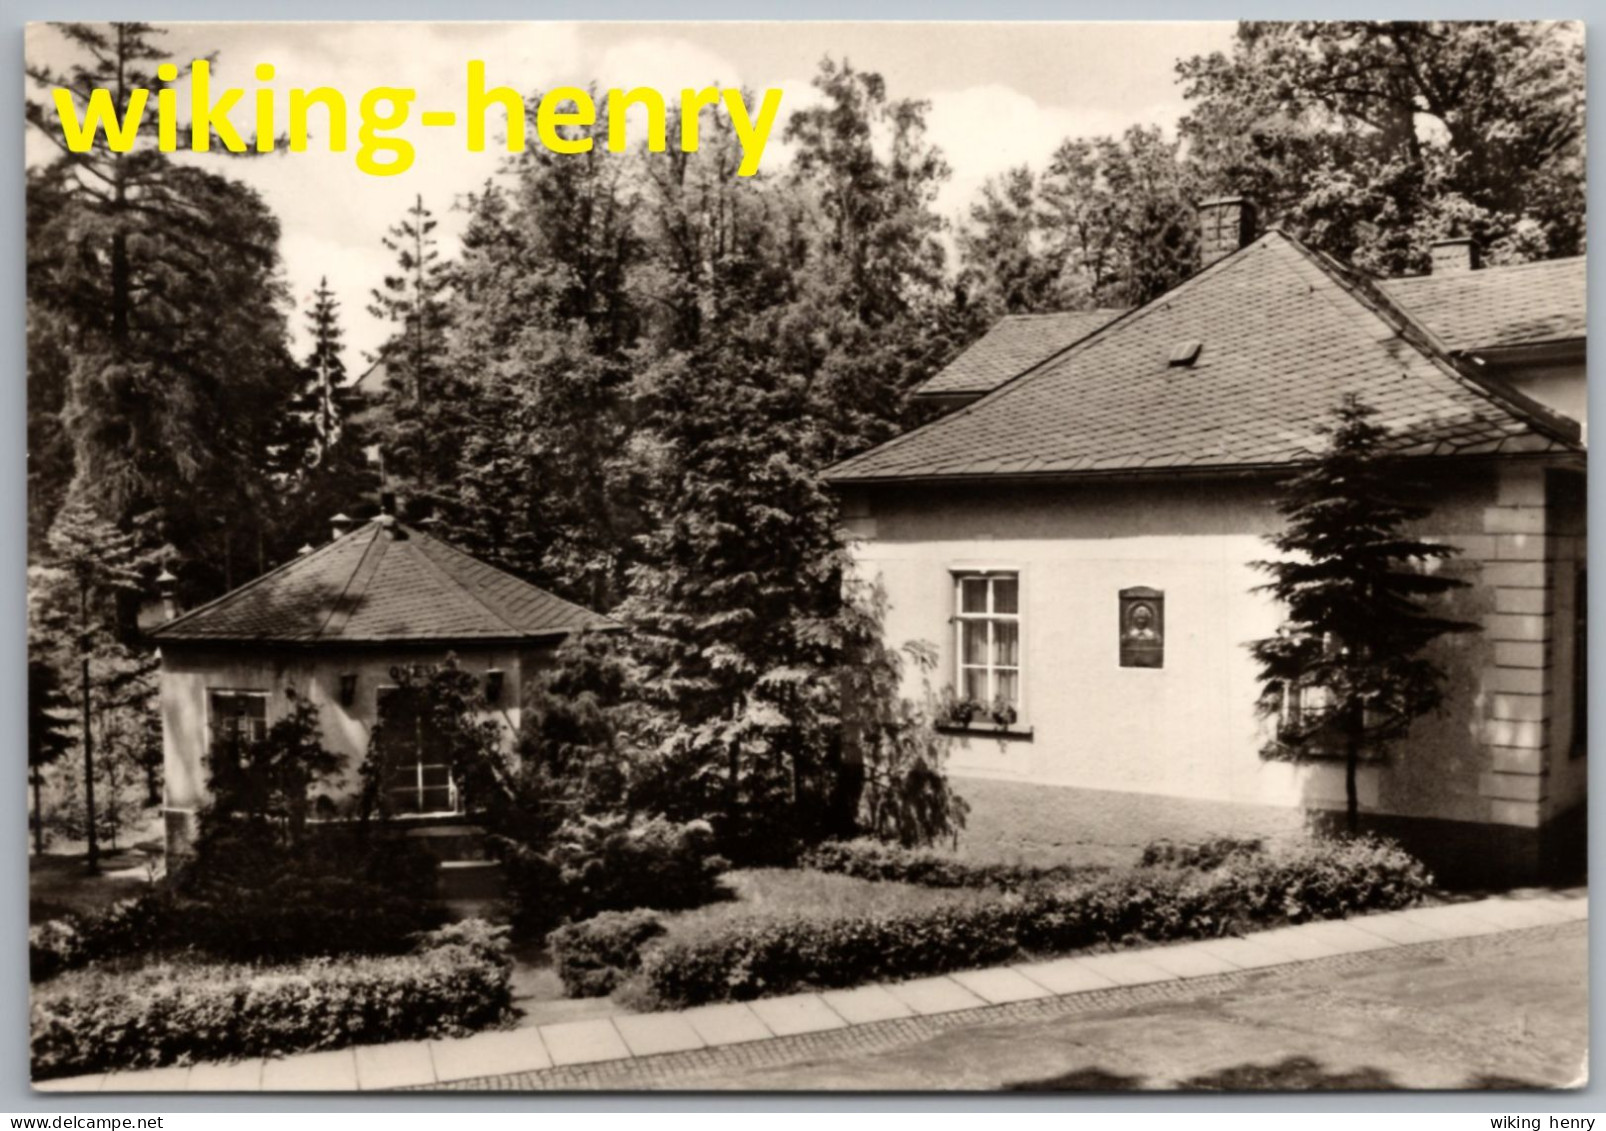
25 20 1238 368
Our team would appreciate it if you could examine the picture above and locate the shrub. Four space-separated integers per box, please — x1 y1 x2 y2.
1139 836 1266 871
639 836 1430 1008
549 910 666 997
169 818 444 963
496 815 729 936
30 892 172 983
800 838 1095 891
30 922 513 1080
168 875 445 964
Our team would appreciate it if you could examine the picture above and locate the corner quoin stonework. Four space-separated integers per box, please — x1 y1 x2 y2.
1475 463 1585 832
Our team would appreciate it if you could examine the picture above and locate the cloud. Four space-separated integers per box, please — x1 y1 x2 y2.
923 84 1182 226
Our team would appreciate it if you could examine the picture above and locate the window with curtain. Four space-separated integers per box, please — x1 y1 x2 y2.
954 572 1020 712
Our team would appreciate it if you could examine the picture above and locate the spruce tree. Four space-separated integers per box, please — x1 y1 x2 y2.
28 653 74 853
367 195 460 518
1250 396 1477 833
38 499 155 870
27 22 300 598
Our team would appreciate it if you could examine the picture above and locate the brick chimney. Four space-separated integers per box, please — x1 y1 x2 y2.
1198 197 1257 268
1430 238 1480 274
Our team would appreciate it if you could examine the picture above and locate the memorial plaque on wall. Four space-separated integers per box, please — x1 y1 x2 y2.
1119 587 1164 668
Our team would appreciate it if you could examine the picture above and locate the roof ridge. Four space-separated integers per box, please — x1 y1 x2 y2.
403 526 532 636
317 522 390 639
149 524 371 639
1380 254 1586 287
410 528 621 631
1278 237 1582 448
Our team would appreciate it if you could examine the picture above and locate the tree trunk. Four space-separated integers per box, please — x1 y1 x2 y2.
81 642 98 874
1344 708 1361 838
32 769 44 855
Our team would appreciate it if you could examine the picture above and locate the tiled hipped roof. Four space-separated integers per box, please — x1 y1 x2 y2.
827 232 1581 484
914 309 1127 398
1377 255 1586 353
150 520 617 644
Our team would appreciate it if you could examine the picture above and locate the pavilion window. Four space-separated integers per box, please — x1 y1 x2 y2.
207 690 268 789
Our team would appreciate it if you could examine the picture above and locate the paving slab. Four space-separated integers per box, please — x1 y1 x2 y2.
1402 904 1510 937
430 1029 550 1083
262 1049 358 1092
679 1003 774 1047
1246 925 1348 962
187 1058 265 1092
1470 897 1581 929
101 1065 192 1093
884 976 989 1016
748 992 849 1036
1347 911 1454 946
1013 957 1121 995
539 1019 631 1067
820 984 916 1025
355 1040 436 1090
613 1013 706 1057
1294 920 1396 954
950 966 1054 1004
33 1074 106 1093
1553 897 1590 921
1076 951 1175 987
1139 941 1244 978
1192 936 1297 971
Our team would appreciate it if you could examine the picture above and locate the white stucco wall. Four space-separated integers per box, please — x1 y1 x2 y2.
842 462 1581 832
159 643 551 827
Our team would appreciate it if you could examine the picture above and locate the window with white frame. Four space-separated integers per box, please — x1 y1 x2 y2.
954 572 1020 713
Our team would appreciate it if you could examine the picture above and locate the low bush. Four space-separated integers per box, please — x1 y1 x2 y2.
639 836 1431 1008
799 838 1095 891
496 814 729 937
30 921 513 1080
1139 836 1266 871
30 891 171 983
549 910 666 997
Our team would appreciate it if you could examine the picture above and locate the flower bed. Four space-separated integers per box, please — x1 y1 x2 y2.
632 837 1431 1008
30 921 513 1081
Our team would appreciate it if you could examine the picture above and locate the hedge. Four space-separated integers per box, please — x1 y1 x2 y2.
638 837 1431 1008
30 921 513 1080
799 839 1099 891
549 909 667 997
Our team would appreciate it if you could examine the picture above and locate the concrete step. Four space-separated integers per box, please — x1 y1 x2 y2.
435 859 505 902
404 824 490 863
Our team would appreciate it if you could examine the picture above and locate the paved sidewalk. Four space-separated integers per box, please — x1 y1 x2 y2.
36 892 1587 1094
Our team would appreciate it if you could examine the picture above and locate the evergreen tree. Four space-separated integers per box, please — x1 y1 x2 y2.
27 23 300 602
367 195 460 518
28 653 74 853
36 498 156 870
296 277 351 466
1250 396 1476 833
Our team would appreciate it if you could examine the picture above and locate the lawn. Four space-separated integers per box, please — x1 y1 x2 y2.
662 867 997 944
512 866 997 1025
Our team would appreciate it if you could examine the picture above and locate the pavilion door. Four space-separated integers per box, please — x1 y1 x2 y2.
375 688 459 816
